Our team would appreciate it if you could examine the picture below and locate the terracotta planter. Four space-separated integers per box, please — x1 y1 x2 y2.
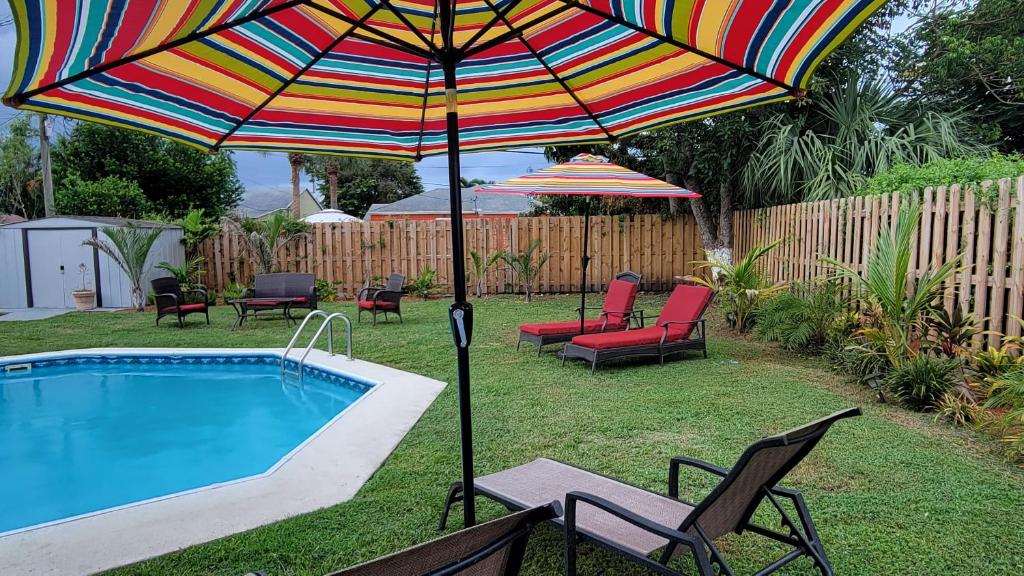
71 289 96 311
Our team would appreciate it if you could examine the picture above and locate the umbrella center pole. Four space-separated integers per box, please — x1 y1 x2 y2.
442 49 477 527
580 199 591 334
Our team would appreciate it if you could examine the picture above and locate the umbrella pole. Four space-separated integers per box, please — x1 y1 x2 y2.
442 53 476 527
579 198 591 335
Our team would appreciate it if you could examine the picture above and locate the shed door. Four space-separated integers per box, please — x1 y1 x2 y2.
27 229 96 308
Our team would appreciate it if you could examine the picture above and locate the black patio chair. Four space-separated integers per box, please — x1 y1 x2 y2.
152 277 210 327
244 502 560 576
357 273 405 325
440 409 861 576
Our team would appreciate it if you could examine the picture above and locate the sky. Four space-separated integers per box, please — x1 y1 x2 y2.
0 6 551 215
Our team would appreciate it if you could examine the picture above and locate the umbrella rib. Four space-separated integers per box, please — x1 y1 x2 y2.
211 5 384 151
460 0 527 55
305 2 434 60
554 0 797 94
378 0 441 58
460 3 575 59
5 0 310 106
480 0 612 142
414 3 441 161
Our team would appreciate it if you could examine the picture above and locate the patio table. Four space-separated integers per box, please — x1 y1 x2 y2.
227 297 302 330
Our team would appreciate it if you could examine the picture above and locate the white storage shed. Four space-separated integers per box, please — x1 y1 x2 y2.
0 216 184 309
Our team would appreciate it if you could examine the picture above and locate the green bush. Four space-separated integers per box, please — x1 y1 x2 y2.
863 154 1024 198
315 279 338 303
885 355 960 411
220 282 247 302
405 267 438 299
55 175 152 218
755 281 843 351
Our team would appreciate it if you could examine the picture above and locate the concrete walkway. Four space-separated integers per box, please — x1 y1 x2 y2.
0 309 69 321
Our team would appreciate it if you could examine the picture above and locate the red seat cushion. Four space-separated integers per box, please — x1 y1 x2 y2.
571 326 687 349
292 296 308 303
358 299 398 310
520 319 626 336
160 303 206 314
602 278 639 323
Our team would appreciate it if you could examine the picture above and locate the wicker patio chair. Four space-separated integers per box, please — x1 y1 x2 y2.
560 284 713 372
518 271 643 355
152 277 209 327
440 409 861 576
357 273 405 325
244 502 559 576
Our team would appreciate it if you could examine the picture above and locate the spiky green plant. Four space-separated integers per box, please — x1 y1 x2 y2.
469 249 502 298
236 212 308 275
983 369 1024 462
500 240 550 302
822 199 961 368
177 208 218 257
885 354 960 411
156 255 206 289
755 280 843 351
692 240 784 332
83 224 163 311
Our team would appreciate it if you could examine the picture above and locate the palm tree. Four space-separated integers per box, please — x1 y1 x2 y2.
236 212 307 275
325 157 339 210
691 241 784 332
469 249 502 298
288 152 306 219
822 199 961 368
500 240 550 302
83 224 163 311
743 73 986 204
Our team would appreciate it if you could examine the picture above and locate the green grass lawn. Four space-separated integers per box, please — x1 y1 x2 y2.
3 294 1023 575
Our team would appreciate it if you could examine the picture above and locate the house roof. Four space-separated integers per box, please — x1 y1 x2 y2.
0 215 179 229
364 188 533 219
237 188 323 217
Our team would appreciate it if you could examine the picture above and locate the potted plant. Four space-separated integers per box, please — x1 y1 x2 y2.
71 263 96 311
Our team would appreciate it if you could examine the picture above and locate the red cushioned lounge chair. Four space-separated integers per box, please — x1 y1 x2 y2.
517 272 642 355
152 277 210 327
560 284 713 372
357 273 405 325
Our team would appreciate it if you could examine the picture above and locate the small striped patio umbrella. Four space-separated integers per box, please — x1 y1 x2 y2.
477 153 699 334
3 0 884 527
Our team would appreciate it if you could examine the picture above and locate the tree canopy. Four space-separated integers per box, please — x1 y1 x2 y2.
304 156 423 217
51 122 244 219
0 116 40 218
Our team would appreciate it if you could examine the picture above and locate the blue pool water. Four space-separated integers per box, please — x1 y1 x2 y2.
0 354 371 534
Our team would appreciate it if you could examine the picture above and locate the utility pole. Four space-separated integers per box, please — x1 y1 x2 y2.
39 113 54 216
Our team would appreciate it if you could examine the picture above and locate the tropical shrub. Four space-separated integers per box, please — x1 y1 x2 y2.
177 208 219 257
235 213 308 275
469 249 502 298
925 305 979 359
315 279 338 303
693 241 783 332
55 175 152 218
220 282 247 302
755 280 843 351
981 368 1024 461
884 355 960 411
156 255 206 301
822 199 961 368
405 267 438 299
82 224 163 311
500 240 550 302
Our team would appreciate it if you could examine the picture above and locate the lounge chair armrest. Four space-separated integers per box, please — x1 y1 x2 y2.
373 290 403 302
154 292 178 308
668 456 729 498
357 286 381 301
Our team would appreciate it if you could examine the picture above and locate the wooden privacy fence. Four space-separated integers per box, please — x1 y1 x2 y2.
733 176 1024 347
199 214 705 299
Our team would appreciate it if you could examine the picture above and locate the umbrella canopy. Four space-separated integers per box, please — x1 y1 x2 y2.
477 153 699 332
302 209 362 223
3 0 883 529
477 153 699 198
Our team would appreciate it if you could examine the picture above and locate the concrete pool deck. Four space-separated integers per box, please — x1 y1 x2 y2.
0 347 447 575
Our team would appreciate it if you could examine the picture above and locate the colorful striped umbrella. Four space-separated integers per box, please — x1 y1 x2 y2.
478 153 699 333
3 0 884 528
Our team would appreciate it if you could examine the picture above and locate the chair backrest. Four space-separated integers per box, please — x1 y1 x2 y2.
328 503 560 576
680 408 861 540
655 284 714 333
614 271 641 285
151 276 182 299
601 278 640 323
386 273 405 292
254 273 314 298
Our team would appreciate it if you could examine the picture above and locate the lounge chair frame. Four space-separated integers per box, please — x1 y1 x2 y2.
152 277 210 328
357 273 405 325
440 409 860 576
517 271 643 354
559 289 715 372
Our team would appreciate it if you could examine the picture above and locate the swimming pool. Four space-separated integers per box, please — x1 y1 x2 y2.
0 353 374 535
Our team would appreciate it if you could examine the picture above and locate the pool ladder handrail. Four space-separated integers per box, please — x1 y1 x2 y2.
281 311 353 386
